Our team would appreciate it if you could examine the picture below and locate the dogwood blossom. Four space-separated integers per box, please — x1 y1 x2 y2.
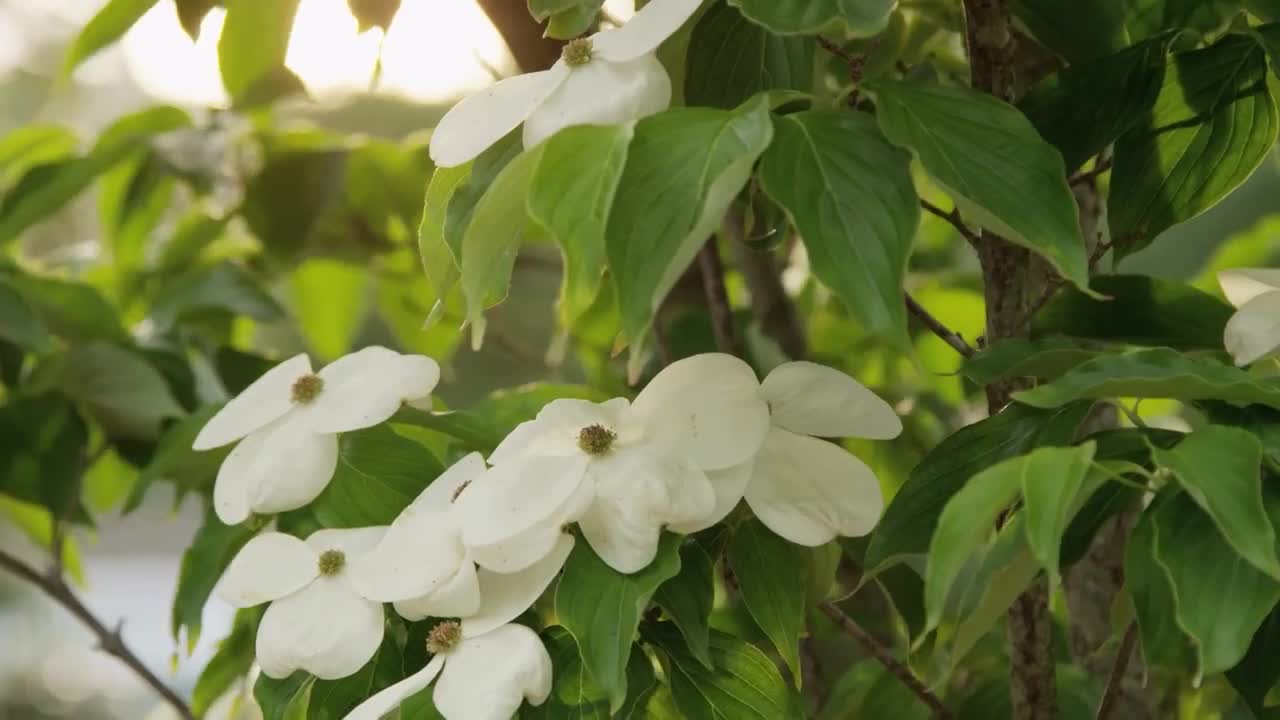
427 0 701 167
193 346 439 525
216 527 388 680
1219 268 1280 366
452 353 770 573
349 452 574 626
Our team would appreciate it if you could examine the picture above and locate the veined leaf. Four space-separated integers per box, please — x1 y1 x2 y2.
685 3 815 109
727 0 894 36
728 519 805 682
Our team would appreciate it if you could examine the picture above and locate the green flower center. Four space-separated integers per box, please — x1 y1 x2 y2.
577 424 617 456
317 550 345 576
426 621 462 655
291 374 324 404
562 37 594 67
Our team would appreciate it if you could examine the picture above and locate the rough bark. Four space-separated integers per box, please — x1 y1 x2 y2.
475 0 565 72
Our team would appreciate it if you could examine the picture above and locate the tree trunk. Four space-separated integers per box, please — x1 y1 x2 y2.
475 0 565 72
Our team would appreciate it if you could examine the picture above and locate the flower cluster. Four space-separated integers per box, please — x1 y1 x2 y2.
202 348 899 719
1219 268 1280 366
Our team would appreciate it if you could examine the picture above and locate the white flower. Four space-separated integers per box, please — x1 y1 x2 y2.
452 353 770 574
348 453 575 631
342 621 551 720
193 346 440 525
216 527 389 680
1219 268 1280 366
427 0 702 167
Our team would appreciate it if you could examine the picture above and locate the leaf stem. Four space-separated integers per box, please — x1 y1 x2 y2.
905 293 976 358
920 199 982 248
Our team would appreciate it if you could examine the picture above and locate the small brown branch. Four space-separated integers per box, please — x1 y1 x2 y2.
816 35 856 64
920 199 981 248
819 602 954 719
697 240 741 356
0 549 194 720
1071 158 1113 187
1095 623 1139 720
906 293 976 358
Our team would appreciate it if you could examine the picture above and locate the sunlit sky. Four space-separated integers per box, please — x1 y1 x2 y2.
119 0 635 105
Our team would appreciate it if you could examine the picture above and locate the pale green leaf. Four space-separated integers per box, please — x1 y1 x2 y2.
63 0 159 74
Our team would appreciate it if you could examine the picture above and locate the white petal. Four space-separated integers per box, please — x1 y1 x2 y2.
1219 268 1280 308
348 515 465 603
393 560 482 621
344 655 445 720
491 398 632 466
433 624 553 719
256 578 384 680
430 66 571 167
1225 291 1280 366
213 436 262 526
305 526 388 556
454 455 591 551
411 452 489 517
466 523 575 575
464 533 573 638
666 460 753 535
297 347 426 434
523 55 671 150
397 354 441 402
193 354 311 450
235 424 339 515
761 361 902 440
593 0 703 63
215 533 318 608
745 428 884 546
629 353 769 471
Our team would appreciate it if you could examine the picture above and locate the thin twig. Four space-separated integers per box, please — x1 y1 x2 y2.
920 199 982 247
816 35 856 64
1071 157 1113 186
0 549 194 720
819 602 954 719
906 293 976 358
1095 623 1139 720
697 240 741 356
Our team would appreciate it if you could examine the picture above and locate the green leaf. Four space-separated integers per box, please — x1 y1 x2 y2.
290 259 370 360
0 126 79 190
1 272 126 342
63 0 159 74
1198 401 1280 470
1013 348 1280 410
944 522 1042 670
150 262 286 332
1010 0 1130 62
175 0 219 39
529 0 605 39
173 508 256 652
1018 443 1097 580
1019 34 1172 172
1226 605 1280 719
867 79 1090 291
255 671 313 720
758 110 918 351
127 403 231 511
1152 426 1280 579
98 150 174 271
1032 274 1235 350
0 279 52 352
523 627 656 719
311 425 444 528
1153 489 1280 676
444 132 522 260
728 519 805 683
417 163 469 320
389 406 505 454
347 0 401 31
241 147 348 261
218 0 303 103
528 124 632 327
1125 491 1196 671
685 3 814 109
960 337 1098 387
192 607 261 717
727 0 894 36
652 540 716 669
1110 34 1279 256
607 97 773 357
555 533 683 709
54 341 185 439
646 623 802 720
0 395 89 520
864 401 1093 574
303 636 403 720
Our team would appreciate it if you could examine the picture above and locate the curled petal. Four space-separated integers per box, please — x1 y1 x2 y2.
454 455 591 556
216 532 317 608
745 428 884 546
344 655 445 720
393 559 482 621
430 66 571 167
523 55 670 150
348 516 464 603
1225 291 1280 366
237 424 339 515
464 533 574 638
434 624 553 719
193 354 310 450
1219 268 1280 308
467 522 576 575
666 461 753 535
255 578 384 680
761 361 902 440
593 0 703 63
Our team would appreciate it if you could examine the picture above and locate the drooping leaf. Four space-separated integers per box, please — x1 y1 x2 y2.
652 541 716 669
175 0 219 39
1125 489 1197 671
255 636 403 720
126 403 231 511
758 110 918 351
0 395 89 521
173 508 257 652
685 3 815 109
727 0 895 36
218 0 304 104
555 533 683 709
1010 0 1131 62
98 150 175 271
1031 275 1235 350
867 79 1090 291
54 341 185 439
310 425 444 528
523 626 657 719
1013 348 1280 410
150 262 287 332
728 519 806 683
417 163 469 319
1226 605 1280 719
961 337 1098 386
1019 443 1099 581
63 0 158 74
1110 34 1279 256
0 279 53 353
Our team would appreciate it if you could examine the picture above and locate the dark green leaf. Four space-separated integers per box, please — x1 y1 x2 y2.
652 540 715 669
150 262 286 331
1019 443 1098 580
758 110 918 351
1226 605 1280 719
311 425 444 528
1032 275 1235 350
54 341 185 439
1198 401 1280 469
0 395 89 520
1 272 126 342
241 148 348 261
0 279 53 352
305 636 403 720
1125 490 1197 671
389 406 505 454
97 150 175 270
348 0 400 31
728 519 805 682
1013 348 1280 410
960 336 1098 386
63 0 159 74
255 669 312 720
175 0 219 39
727 0 894 36
555 533 682 709
127 403 231 512
522 626 656 719
1010 0 1130 62
867 79 1090 290
1110 34 1279 256
218 0 303 103
685 3 814 109
173 508 256 652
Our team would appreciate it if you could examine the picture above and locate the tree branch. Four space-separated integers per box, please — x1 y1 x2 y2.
1095 623 1139 720
0 549 194 720
906 293 976 358
475 0 564 72
819 602 954 719
697 239 742 356
920 199 981 248
723 209 806 359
